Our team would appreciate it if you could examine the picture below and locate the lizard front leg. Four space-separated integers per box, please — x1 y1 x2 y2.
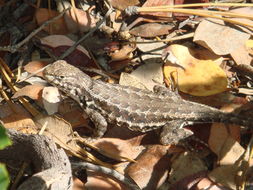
85 107 108 137
160 120 193 145
153 85 180 99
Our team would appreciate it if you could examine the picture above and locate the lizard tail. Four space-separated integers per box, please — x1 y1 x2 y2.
221 112 253 128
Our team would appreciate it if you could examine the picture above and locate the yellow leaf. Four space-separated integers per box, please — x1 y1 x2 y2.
163 44 227 96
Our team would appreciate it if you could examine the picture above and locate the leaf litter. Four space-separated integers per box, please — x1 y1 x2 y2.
0 1 253 190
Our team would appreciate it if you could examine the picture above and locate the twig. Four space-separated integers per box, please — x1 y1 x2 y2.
17 64 50 83
126 32 194 44
0 7 70 53
132 7 253 28
0 58 40 116
71 161 141 190
146 8 253 20
138 3 253 8
59 7 114 59
10 162 29 190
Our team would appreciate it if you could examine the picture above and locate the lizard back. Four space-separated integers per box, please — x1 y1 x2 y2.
44 60 253 133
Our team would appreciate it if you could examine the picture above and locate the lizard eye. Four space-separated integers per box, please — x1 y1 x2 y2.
59 76 64 79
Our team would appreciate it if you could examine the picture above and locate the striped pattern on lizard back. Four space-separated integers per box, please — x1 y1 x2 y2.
87 80 224 132
43 60 253 143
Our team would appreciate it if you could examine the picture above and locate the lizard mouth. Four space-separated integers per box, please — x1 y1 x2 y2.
44 74 55 82
44 74 62 87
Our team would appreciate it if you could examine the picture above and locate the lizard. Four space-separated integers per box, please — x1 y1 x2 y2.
43 60 253 145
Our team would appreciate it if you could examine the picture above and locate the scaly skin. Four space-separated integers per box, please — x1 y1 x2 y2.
43 60 252 144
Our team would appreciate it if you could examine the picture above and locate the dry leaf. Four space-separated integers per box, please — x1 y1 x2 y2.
12 84 44 100
230 43 252 66
119 73 147 90
169 151 207 184
109 43 136 61
65 7 99 33
108 0 139 11
40 35 93 67
218 137 244 165
119 61 164 91
35 8 68 34
129 23 173 37
35 115 77 150
59 105 89 128
197 177 226 190
230 39 253 66
141 0 173 17
136 39 168 60
42 86 61 115
0 103 38 134
208 165 238 190
208 138 246 190
126 145 170 189
92 138 142 163
85 172 127 190
194 18 250 55
2 114 36 131
209 123 241 159
229 7 253 35
170 171 207 190
24 61 49 77
163 44 227 96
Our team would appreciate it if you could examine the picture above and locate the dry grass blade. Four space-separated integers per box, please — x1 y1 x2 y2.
144 8 253 20
0 58 40 116
128 32 194 43
136 3 253 28
140 3 253 9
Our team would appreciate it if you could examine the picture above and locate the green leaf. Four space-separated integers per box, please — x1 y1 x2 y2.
0 124 11 150
0 164 9 190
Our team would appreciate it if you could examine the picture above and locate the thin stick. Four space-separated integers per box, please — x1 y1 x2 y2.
0 7 70 53
72 161 141 190
126 32 194 44
139 3 253 9
136 7 253 28
59 8 114 59
141 8 253 20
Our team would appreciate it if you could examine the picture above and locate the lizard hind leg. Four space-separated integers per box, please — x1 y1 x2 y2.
153 85 180 99
160 121 193 145
85 108 108 137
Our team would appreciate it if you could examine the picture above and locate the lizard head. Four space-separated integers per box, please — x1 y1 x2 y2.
43 60 93 95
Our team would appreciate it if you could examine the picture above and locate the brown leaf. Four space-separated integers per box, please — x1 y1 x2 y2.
129 23 173 37
141 0 173 17
85 172 127 190
197 177 230 190
64 7 99 33
40 35 94 67
231 46 252 66
35 115 77 151
108 43 136 61
169 152 207 184
170 171 207 190
92 138 142 162
35 8 68 34
229 7 253 35
13 84 44 100
24 61 48 77
126 145 170 189
119 61 164 91
0 103 38 134
208 165 239 190
194 18 250 55
108 0 139 11
230 39 253 66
